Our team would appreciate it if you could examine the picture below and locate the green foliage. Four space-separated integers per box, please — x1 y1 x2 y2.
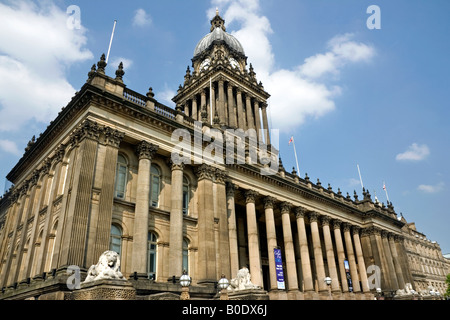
445 274 450 298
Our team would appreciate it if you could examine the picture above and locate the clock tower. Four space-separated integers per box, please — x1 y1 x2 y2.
173 9 272 145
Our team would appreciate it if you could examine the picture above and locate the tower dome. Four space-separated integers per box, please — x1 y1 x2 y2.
193 9 245 59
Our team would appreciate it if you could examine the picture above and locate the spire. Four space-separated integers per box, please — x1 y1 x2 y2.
210 9 226 32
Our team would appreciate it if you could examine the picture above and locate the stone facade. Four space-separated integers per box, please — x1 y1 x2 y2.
0 10 448 300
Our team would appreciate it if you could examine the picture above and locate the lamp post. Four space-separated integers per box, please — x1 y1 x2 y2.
180 270 191 300
324 277 332 300
376 287 383 300
218 274 230 300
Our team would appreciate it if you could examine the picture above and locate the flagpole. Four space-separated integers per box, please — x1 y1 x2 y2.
357 164 364 190
106 20 117 64
292 137 300 176
383 181 390 203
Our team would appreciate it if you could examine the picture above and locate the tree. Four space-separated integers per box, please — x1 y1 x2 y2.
445 274 450 299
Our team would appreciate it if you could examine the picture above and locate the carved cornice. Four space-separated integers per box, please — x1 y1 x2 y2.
136 141 159 161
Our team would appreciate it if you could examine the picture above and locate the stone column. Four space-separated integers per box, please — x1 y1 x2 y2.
131 140 158 277
370 227 390 290
261 103 271 145
332 220 349 292
226 182 239 278
215 168 231 279
245 95 255 130
58 120 100 269
192 96 198 121
381 230 399 290
227 84 236 128
244 189 262 287
395 235 414 288
321 216 340 292
263 196 278 291
236 89 245 130
352 226 370 293
309 211 327 292
93 127 124 261
195 164 217 284
201 89 207 122
168 161 185 278
218 79 226 125
253 100 263 143
388 233 405 289
280 202 299 292
342 223 361 292
295 207 314 292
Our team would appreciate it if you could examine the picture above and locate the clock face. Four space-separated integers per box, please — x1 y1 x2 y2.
229 58 239 69
200 58 211 71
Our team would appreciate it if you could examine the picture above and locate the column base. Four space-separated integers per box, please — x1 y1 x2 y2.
303 290 320 300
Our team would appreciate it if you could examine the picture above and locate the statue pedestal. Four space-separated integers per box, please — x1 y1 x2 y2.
227 289 269 300
69 279 136 300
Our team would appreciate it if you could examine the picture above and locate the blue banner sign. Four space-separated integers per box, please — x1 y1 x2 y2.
274 248 285 290
344 259 353 292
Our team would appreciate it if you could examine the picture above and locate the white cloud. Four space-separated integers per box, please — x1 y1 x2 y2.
0 1 93 132
157 84 176 107
417 182 444 194
133 8 152 27
0 139 21 156
109 57 133 70
396 143 430 161
209 0 375 132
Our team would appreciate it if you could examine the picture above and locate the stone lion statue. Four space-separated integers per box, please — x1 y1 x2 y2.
83 250 124 283
227 267 261 291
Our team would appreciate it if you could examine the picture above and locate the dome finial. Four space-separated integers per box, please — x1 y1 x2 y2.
216 7 219 16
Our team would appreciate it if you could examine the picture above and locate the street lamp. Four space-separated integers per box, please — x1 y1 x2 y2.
375 287 383 300
218 274 230 300
180 270 191 300
324 277 332 300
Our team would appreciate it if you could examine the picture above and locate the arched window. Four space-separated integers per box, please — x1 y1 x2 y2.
147 232 158 279
182 175 189 215
114 154 128 199
182 238 189 273
110 224 122 256
150 165 161 208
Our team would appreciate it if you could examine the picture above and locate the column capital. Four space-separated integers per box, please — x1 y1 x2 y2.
214 168 228 184
381 229 389 239
263 196 276 210
352 225 361 236
294 206 307 219
360 227 372 237
394 234 404 243
308 211 320 223
244 190 259 204
70 119 101 146
342 222 352 233
53 145 66 163
388 232 396 241
331 219 342 230
321 215 331 226
136 141 159 160
226 182 237 197
103 126 125 148
280 201 292 214
194 164 215 181
169 160 185 171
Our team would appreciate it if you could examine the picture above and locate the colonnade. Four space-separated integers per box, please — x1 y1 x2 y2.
225 185 412 297
180 79 271 145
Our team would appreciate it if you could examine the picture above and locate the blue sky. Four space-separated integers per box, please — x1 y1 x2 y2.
0 0 449 253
